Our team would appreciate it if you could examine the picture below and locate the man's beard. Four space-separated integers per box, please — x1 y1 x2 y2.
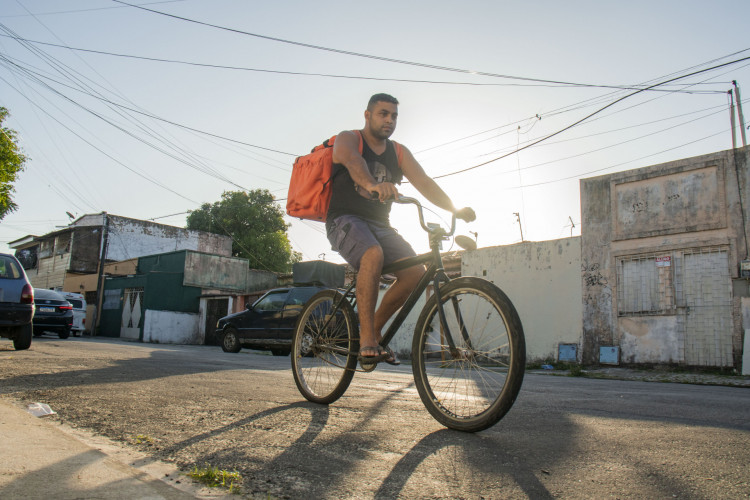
370 125 393 140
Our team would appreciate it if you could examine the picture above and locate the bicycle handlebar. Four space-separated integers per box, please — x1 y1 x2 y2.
393 196 457 237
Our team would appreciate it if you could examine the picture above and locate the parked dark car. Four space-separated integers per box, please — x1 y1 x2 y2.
216 285 329 356
33 289 73 339
0 253 34 350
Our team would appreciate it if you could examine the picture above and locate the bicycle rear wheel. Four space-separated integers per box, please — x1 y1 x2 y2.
412 277 525 432
291 290 359 404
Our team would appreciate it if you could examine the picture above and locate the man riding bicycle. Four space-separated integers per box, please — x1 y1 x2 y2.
326 93 475 365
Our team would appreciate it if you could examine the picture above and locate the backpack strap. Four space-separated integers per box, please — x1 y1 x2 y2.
392 140 403 166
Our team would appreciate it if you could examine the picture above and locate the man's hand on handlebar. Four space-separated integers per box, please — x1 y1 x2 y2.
369 182 399 203
454 207 476 222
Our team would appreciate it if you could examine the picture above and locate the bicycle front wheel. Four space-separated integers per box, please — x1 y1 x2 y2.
291 290 359 404
412 277 526 432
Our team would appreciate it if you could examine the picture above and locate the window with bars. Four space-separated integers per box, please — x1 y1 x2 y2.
617 253 675 316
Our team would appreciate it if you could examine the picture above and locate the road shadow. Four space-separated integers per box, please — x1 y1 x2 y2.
375 428 554 499
0 338 289 395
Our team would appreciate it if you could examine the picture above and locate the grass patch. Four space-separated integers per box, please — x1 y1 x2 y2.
527 359 585 376
187 464 241 493
131 434 153 445
568 364 584 377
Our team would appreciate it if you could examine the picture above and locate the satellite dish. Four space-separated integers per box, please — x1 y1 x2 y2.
455 235 477 251
66 212 75 219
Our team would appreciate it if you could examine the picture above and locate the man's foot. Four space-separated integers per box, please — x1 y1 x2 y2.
357 345 390 363
382 346 400 366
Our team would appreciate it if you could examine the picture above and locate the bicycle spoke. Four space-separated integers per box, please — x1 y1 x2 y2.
292 291 358 404
413 278 525 432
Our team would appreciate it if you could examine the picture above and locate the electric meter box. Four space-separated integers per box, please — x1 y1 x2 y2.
741 260 750 278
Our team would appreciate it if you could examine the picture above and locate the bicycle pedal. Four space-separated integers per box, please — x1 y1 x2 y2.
359 360 377 372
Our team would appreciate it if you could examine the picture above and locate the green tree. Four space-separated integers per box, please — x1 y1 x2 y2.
186 189 301 273
0 107 28 221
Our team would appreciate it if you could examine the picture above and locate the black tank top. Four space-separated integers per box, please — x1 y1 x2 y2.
327 135 403 225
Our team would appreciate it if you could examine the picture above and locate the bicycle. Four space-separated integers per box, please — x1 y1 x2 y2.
291 197 526 432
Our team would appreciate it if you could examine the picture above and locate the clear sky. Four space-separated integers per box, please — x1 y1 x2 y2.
1 0 749 267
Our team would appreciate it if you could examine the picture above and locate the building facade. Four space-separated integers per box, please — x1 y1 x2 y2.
100 250 277 344
9 213 233 334
580 146 749 368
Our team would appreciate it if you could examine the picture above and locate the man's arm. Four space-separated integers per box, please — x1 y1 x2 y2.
332 130 399 202
400 145 475 220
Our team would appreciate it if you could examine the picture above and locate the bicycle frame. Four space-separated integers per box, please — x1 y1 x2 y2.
293 197 524 431
326 197 468 357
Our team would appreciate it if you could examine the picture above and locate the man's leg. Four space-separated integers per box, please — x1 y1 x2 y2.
373 263 425 340
356 245 384 356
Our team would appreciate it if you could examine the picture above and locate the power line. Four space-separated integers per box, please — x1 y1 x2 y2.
112 0 745 93
0 1 186 18
478 106 731 180
1 20 244 189
0 74 199 203
0 33 729 93
516 129 727 189
473 101 737 161
0 34 297 158
414 50 749 156
0 50 254 191
431 55 750 180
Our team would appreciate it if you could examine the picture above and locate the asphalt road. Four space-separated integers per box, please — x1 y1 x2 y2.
1 337 749 499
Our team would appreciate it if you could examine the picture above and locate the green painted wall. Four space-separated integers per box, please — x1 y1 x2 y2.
144 272 201 313
99 275 147 337
99 251 201 338
138 251 187 274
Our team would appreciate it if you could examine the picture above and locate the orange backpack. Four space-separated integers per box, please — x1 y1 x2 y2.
286 131 402 222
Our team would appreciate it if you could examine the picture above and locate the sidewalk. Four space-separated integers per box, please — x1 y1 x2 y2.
0 398 212 500
529 366 750 387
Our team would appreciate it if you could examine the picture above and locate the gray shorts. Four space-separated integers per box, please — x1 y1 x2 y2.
326 215 416 271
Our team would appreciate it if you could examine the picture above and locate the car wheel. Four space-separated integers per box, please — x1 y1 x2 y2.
220 328 241 353
13 324 32 350
58 328 71 340
270 349 290 356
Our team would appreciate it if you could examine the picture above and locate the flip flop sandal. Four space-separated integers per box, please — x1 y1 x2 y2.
382 346 401 366
357 345 390 363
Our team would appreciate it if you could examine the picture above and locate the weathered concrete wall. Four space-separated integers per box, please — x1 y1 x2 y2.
581 175 615 363
33 252 71 290
143 310 201 344
73 214 232 261
462 238 583 363
69 227 101 273
619 316 681 364
184 252 249 292
245 270 278 293
613 166 726 239
581 146 749 367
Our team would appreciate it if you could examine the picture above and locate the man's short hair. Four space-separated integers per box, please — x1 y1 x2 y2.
367 93 399 111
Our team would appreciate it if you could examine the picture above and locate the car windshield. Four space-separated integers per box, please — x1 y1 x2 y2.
286 287 319 306
35 289 65 301
0 256 23 279
254 291 289 312
68 299 84 308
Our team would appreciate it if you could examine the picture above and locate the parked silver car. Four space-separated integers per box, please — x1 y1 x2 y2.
0 253 34 350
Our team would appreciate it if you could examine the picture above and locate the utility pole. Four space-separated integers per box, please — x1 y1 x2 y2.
91 212 109 336
513 212 524 242
734 81 747 147
729 90 737 150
